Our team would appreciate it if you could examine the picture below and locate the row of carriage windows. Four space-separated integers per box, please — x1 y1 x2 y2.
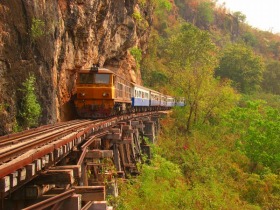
134 90 149 99
116 83 131 98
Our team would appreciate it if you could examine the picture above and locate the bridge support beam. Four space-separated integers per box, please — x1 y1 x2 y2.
143 121 155 143
61 194 81 210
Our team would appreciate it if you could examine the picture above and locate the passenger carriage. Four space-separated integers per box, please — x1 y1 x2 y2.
150 90 161 110
176 97 186 107
166 96 176 108
131 84 150 112
160 94 167 108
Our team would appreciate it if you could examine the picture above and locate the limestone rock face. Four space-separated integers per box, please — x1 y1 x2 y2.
0 0 153 135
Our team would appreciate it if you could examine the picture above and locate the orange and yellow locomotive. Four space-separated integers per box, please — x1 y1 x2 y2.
74 67 131 118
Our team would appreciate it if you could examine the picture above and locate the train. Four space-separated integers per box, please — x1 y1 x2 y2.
74 67 185 118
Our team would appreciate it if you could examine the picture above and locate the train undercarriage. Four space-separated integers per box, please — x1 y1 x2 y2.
75 100 169 119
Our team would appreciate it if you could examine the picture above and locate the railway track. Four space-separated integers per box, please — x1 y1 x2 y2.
0 120 92 146
0 120 101 164
0 112 155 179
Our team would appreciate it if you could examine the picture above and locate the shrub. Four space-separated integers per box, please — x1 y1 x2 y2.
132 11 143 22
19 74 41 129
129 47 142 71
31 18 45 41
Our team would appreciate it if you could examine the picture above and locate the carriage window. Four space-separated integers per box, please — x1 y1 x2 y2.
145 93 148 99
94 74 110 84
79 73 94 84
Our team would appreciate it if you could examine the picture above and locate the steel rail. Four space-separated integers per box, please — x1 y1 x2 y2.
21 189 75 210
0 121 98 164
0 121 71 142
0 120 90 147
0 120 111 178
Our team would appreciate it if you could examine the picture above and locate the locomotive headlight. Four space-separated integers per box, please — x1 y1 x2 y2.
102 92 108 97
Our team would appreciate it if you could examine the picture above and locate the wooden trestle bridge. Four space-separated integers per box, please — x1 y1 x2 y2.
0 112 164 210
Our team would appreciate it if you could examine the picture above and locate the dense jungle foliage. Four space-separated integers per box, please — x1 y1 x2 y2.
117 0 280 209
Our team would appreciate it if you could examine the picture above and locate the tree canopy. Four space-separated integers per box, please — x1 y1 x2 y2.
215 43 264 93
262 60 280 95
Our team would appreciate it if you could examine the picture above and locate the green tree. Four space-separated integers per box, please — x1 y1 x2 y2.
163 23 238 131
141 30 169 88
242 32 257 47
19 75 41 129
216 43 265 93
233 11 246 23
223 100 280 172
196 1 214 28
262 60 280 94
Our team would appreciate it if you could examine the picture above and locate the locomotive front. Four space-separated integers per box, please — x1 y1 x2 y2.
74 68 115 118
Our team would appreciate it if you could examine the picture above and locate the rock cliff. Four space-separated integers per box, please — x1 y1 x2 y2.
0 0 153 135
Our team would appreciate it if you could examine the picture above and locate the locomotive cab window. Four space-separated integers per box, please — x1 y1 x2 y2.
95 74 110 84
79 73 94 84
78 73 110 84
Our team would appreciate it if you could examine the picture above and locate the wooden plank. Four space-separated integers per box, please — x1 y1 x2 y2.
92 201 107 210
0 176 10 192
113 144 121 171
26 163 35 178
86 150 113 159
112 139 132 144
105 133 121 140
73 186 105 201
51 165 81 178
25 184 54 199
34 159 42 172
86 150 102 159
61 194 81 210
18 167 27 181
9 174 17 187
102 150 113 158
33 169 74 185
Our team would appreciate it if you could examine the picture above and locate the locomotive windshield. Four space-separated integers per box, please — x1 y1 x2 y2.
79 73 110 84
79 73 94 84
95 74 110 84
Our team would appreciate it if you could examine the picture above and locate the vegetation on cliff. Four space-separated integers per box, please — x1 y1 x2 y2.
117 0 280 209
17 75 42 130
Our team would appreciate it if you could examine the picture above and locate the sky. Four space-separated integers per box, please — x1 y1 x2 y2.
216 0 280 34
